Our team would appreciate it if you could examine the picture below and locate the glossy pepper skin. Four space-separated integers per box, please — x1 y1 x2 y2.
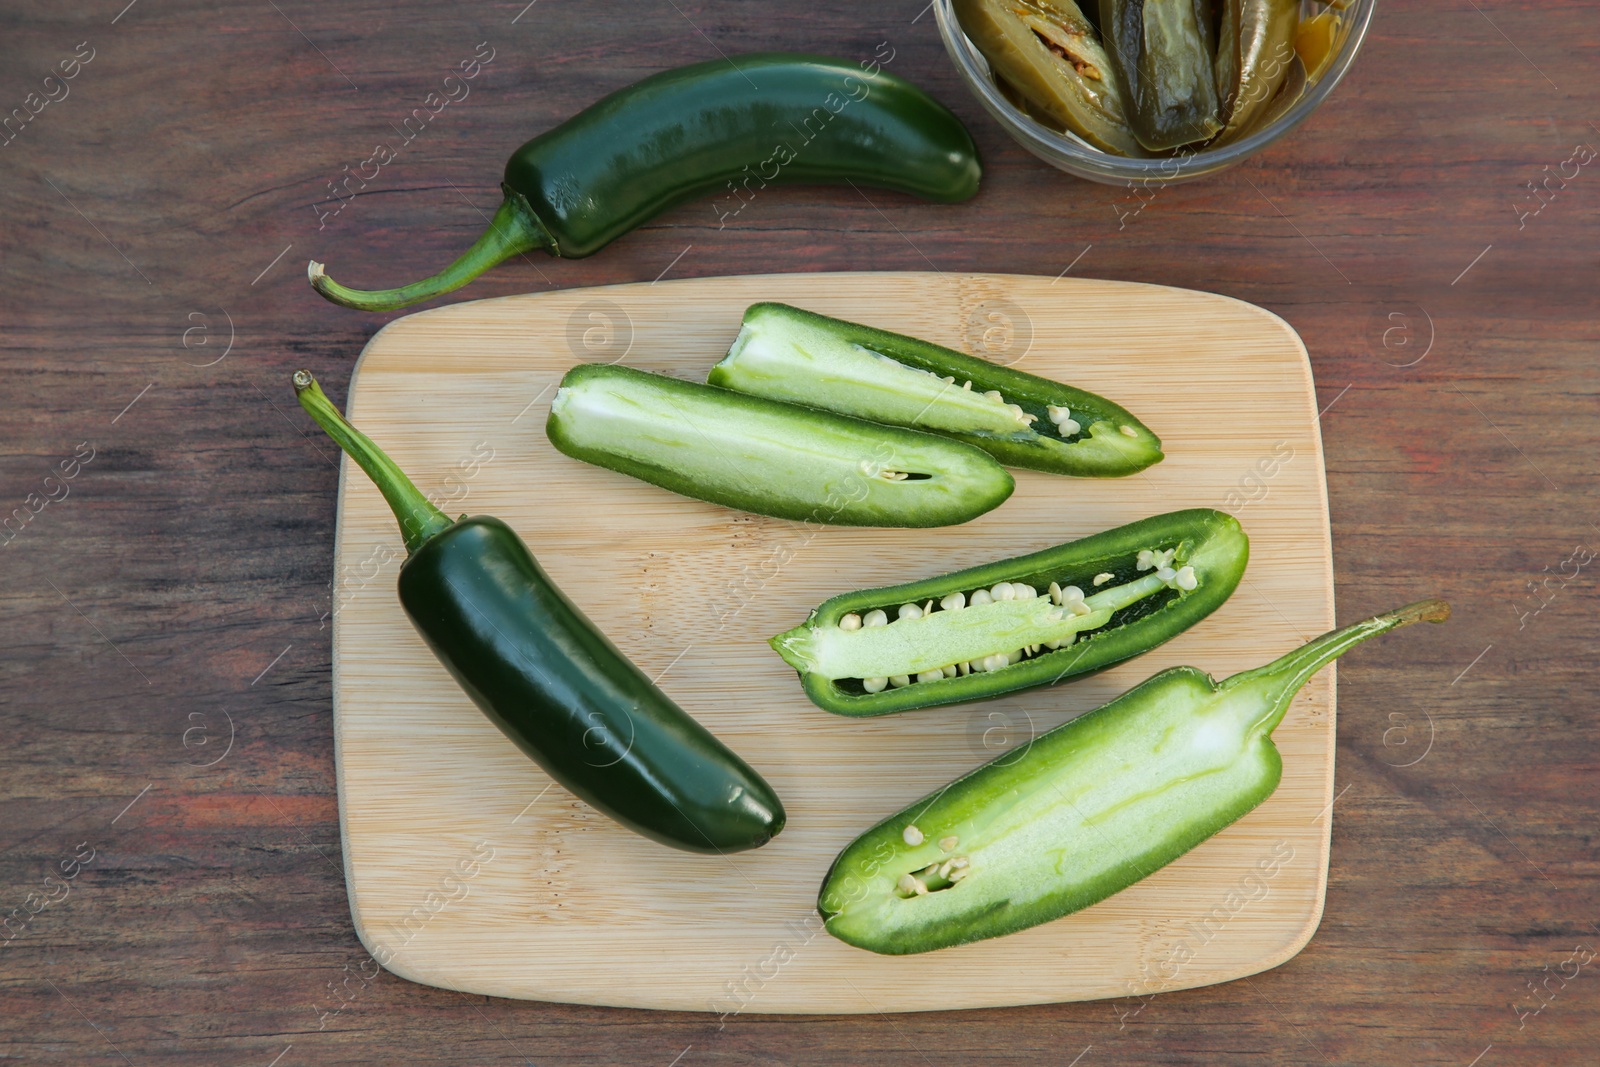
819 598 1450 954
770 509 1246 716
1214 0 1300 137
547 363 1014 528
708 303 1163 477
293 371 784 854
310 54 982 311
1098 0 1222 150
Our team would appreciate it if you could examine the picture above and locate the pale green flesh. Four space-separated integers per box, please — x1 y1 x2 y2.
822 670 1278 943
820 599 1450 953
783 573 1166 679
547 368 1010 526
715 317 1037 438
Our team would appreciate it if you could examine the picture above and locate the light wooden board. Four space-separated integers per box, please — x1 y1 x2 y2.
332 272 1333 1014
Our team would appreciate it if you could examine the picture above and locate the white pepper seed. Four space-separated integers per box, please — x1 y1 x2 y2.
992 582 1016 601
889 674 911 688
898 603 923 621
903 825 925 846
839 612 862 631
942 665 959 678
862 677 888 693
1047 404 1071 424
1175 565 1198 591
969 588 993 606
1059 419 1081 436
1136 549 1155 571
1120 424 1139 437
1048 581 1063 606
897 873 920 895
983 390 1005 403
1062 585 1084 602
863 609 888 628
1007 649 1024 664
939 836 959 851
1093 572 1114 586
940 591 966 612
917 669 944 684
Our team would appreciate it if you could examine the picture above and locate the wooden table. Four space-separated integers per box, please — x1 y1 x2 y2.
2 2 1594 1064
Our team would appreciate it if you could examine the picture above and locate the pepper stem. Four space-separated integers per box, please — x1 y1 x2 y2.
293 370 453 555
308 186 556 312
1225 598 1451 735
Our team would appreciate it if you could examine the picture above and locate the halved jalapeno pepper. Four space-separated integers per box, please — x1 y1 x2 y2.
546 364 1014 528
1097 0 1222 150
708 303 1163 477
818 598 1450 954
1214 0 1300 137
953 0 1145 156
769 508 1247 716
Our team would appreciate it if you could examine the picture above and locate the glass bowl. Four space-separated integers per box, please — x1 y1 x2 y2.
934 0 1376 185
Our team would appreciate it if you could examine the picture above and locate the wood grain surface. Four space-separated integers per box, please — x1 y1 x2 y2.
333 272 1331 1011
1 0 1595 1063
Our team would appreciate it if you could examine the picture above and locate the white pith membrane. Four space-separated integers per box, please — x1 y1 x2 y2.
821 547 1196 696
873 351 1109 442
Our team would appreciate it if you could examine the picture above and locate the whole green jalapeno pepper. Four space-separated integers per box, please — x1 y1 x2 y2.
1214 0 1300 138
546 363 1014 528
293 371 784 854
952 0 1144 156
708 303 1163 477
1098 0 1222 150
819 598 1450 953
309 53 983 312
769 508 1247 716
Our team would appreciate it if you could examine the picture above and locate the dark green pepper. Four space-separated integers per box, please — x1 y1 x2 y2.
293 371 784 853
1214 0 1299 137
708 303 1163 476
309 54 982 311
769 508 1246 716
547 363 1014 528
952 0 1144 156
1098 0 1222 150
819 598 1450 954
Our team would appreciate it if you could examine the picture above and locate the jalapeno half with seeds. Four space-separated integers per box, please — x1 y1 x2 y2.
769 508 1247 716
819 598 1450 954
708 303 1162 477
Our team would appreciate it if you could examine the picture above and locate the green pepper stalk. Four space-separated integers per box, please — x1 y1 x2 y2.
293 371 785 853
818 598 1449 954
309 53 983 312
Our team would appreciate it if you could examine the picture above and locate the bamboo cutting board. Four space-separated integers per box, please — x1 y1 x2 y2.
331 272 1333 1014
